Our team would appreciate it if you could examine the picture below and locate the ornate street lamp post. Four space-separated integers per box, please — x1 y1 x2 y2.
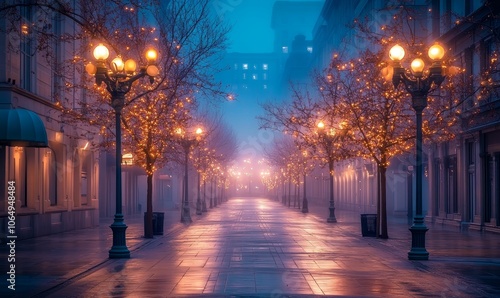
317 121 336 223
86 44 159 258
177 127 203 223
317 120 350 223
389 43 446 260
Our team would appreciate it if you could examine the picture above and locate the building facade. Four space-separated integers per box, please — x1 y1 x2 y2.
0 2 100 239
306 0 500 233
429 0 500 232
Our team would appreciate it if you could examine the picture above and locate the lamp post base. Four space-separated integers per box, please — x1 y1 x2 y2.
301 198 308 213
408 217 429 260
181 205 192 223
109 215 130 259
327 205 337 223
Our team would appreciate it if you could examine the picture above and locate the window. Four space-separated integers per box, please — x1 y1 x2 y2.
446 155 457 214
252 74 257 80
47 149 58 206
233 63 238 70
14 147 36 208
462 47 474 108
20 5 33 91
242 73 246 80
467 140 476 221
307 46 313 53
242 63 248 70
262 64 268 70
81 150 91 205
433 158 441 216
282 46 288 54
481 39 499 102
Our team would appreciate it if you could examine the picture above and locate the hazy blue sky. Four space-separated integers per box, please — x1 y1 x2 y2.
215 0 277 53
212 0 322 158
212 0 279 158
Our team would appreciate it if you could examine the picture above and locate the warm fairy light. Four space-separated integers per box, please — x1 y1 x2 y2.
317 121 325 129
21 24 29 35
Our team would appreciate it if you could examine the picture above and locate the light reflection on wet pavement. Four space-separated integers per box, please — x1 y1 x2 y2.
13 197 500 297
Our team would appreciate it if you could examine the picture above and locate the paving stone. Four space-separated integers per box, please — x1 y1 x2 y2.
1 197 500 297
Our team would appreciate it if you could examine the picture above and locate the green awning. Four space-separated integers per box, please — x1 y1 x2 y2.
0 108 48 147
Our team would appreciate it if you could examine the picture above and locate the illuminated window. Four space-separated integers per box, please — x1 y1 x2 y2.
307 46 313 53
282 46 288 53
263 84 267 89
263 64 268 70
263 73 267 80
234 63 238 70
242 73 246 80
80 150 91 205
252 74 257 80
242 63 248 70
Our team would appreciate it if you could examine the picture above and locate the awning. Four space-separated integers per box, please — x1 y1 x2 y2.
0 108 48 147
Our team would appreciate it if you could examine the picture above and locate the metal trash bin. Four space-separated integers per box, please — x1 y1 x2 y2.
144 212 165 236
153 212 164 235
360 214 377 237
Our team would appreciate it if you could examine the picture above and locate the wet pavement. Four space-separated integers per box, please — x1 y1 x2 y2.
1 197 500 297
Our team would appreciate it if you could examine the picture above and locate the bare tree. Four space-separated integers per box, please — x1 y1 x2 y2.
1 0 230 238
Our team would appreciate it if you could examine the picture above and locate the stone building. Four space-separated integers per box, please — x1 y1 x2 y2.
0 3 99 239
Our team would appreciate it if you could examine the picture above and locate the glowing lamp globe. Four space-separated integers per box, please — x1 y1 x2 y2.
145 49 157 63
111 56 124 72
428 44 445 61
411 58 425 74
93 44 109 60
124 59 137 74
389 44 405 61
85 62 97 75
146 65 159 77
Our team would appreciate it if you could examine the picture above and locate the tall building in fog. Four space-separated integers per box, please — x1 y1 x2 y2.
271 1 323 93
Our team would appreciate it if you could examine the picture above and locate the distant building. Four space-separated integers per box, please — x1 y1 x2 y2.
217 52 280 98
271 0 323 92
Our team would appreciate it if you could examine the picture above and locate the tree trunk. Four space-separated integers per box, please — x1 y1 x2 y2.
378 165 389 239
144 172 154 238
288 178 291 207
